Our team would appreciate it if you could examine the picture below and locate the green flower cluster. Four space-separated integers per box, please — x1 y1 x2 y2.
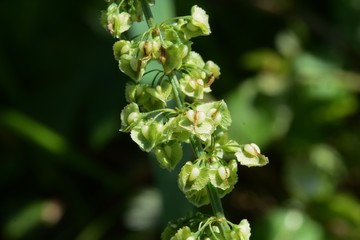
161 212 251 240
103 1 269 239
101 0 155 38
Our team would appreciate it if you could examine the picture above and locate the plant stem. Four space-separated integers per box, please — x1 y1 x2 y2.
170 74 230 234
140 0 156 28
141 0 230 235
169 74 183 109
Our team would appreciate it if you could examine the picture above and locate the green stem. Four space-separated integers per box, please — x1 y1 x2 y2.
142 1 230 235
169 74 183 109
170 74 230 234
140 0 156 28
207 184 225 219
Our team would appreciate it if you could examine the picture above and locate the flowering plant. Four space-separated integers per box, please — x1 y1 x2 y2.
101 0 269 239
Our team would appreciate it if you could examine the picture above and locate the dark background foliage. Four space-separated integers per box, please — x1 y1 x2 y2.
1 0 360 239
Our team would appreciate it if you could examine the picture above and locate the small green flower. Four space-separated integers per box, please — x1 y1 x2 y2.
179 72 210 99
172 226 195 240
183 51 205 68
102 3 131 38
209 159 238 196
178 161 211 206
235 143 269 167
161 43 189 74
139 38 161 58
179 162 209 192
196 100 232 130
154 140 183 171
113 40 132 60
120 102 141 132
179 108 214 142
190 5 211 35
230 219 251 240
179 5 211 40
117 54 146 81
130 120 166 152
204 60 221 86
125 82 170 111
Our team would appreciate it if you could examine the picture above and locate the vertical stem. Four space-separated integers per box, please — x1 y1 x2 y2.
170 74 230 234
142 0 230 235
169 74 183 109
140 0 156 28
207 184 225 219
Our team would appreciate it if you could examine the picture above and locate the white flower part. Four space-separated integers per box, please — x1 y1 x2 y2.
151 38 161 53
189 167 200 181
196 79 204 86
218 166 229 180
191 5 211 35
186 237 195 240
127 112 139 123
186 110 206 125
212 226 220 233
186 109 195 122
239 219 251 240
189 79 198 89
212 111 222 125
196 111 206 125
156 122 163 132
243 143 260 157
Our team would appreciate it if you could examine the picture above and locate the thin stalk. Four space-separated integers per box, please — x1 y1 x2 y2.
140 0 156 28
169 74 183 109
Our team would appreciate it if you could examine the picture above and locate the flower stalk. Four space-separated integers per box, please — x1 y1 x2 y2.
140 0 155 28
101 0 269 239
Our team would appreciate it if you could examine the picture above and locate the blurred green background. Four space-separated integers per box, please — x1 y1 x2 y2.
1 0 360 239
